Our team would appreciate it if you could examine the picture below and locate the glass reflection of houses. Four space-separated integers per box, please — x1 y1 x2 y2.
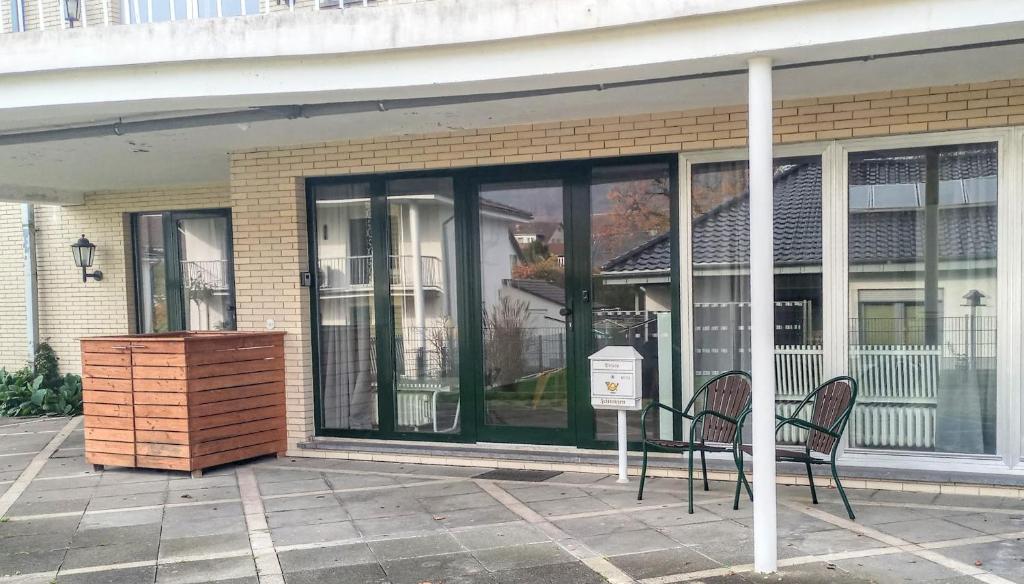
601 147 997 454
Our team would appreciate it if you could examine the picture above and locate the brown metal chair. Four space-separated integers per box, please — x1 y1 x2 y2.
637 370 752 514
733 376 858 519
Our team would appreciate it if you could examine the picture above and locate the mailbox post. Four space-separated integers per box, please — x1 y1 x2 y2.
589 346 642 483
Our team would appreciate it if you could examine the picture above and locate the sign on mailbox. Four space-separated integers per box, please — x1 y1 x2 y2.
589 346 643 410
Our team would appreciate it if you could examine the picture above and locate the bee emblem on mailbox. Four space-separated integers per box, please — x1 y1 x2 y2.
605 381 619 393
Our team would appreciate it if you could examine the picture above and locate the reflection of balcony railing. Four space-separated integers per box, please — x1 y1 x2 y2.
180 259 231 291
319 255 442 291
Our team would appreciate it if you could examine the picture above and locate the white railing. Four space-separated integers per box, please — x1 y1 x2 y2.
850 345 940 402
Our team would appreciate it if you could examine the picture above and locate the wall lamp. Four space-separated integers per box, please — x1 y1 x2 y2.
63 0 80 27
71 235 103 282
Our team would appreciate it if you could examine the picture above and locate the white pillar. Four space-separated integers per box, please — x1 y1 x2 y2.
748 56 778 574
409 203 426 369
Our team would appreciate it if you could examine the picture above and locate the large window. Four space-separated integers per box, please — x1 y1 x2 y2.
690 157 823 444
132 209 236 334
847 144 998 455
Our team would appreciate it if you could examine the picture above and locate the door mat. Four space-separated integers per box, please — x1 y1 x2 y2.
474 469 562 482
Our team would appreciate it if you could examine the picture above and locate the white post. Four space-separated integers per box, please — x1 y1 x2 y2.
748 56 778 574
409 203 426 371
616 409 628 483
21 204 39 364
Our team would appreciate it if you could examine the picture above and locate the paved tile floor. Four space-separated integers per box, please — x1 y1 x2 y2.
0 416 1022 583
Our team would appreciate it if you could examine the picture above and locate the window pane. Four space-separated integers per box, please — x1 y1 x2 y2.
591 163 672 441
315 182 377 431
479 180 569 430
691 158 823 446
386 177 461 434
848 144 998 454
178 216 234 331
135 214 169 333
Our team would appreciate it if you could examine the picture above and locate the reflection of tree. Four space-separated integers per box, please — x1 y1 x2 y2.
592 178 670 266
512 255 565 287
427 315 455 377
484 297 530 386
186 274 215 330
691 164 749 218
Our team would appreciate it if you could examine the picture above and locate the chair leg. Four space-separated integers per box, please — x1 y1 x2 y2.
805 461 818 505
700 449 709 491
732 448 743 511
687 446 695 514
637 444 649 501
831 462 855 520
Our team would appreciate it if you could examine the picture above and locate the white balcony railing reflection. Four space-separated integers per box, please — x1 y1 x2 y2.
319 254 442 292
180 259 231 291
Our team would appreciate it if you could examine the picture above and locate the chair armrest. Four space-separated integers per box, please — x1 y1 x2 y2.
640 401 691 442
688 409 741 443
774 416 839 438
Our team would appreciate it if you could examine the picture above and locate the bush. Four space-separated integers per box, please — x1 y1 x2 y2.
0 344 83 417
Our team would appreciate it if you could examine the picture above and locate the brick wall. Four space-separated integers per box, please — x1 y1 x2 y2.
0 186 229 375
0 203 28 371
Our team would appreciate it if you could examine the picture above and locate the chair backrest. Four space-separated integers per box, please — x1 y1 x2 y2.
806 376 858 454
697 371 752 443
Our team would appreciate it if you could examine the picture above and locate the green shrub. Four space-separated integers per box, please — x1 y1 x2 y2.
0 344 83 417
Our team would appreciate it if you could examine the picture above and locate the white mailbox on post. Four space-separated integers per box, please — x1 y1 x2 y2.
589 346 643 483
589 346 643 411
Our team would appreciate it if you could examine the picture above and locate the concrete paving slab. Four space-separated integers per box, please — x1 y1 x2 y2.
77 507 163 530
606 546 722 579
70 523 162 548
258 478 330 497
157 532 252 560
434 505 521 529
451 522 548 551
61 539 160 569
833 551 970 583
873 517 987 544
338 490 427 520
277 542 375 572
7 496 90 516
552 512 649 537
419 491 500 514
492 561 606 584
353 512 447 538
0 548 67 576
471 542 576 572
528 496 613 518
267 505 349 529
580 527 682 556
86 491 168 511
155 556 258 584
270 519 359 547
263 493 340 513
159 512 247 539
282 562 390 584
945 511 1024 535
0 516 81 537
368 533 463 560
380 551 488 584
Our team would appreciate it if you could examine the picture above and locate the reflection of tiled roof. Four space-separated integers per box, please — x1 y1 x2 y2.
503 279 567 306
603 149 998 274
480 197 533 220
849 146 997 184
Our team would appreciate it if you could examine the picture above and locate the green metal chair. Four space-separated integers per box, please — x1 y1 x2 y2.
733 376 859 519
637 370 752 514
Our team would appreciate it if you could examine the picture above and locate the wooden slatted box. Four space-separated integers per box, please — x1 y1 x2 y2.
82 331 287 477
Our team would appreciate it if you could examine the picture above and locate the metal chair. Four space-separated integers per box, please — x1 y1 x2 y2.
637 370 752 514
733 376 859 519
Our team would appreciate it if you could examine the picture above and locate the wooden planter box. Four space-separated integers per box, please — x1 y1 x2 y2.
81 331 287 477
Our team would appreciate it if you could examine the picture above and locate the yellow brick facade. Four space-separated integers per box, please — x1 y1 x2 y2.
2 78 1021 448
0 187 229 373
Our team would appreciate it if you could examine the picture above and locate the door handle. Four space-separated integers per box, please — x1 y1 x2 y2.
559 307 572 317
582 290 591 303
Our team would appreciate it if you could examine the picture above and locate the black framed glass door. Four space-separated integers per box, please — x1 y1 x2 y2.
308 155 680 448
132 208 236 333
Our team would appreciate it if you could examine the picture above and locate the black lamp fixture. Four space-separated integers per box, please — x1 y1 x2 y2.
63 0 81 27
71 235 103 282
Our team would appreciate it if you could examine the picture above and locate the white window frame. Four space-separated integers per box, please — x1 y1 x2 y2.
679 127 1024 475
